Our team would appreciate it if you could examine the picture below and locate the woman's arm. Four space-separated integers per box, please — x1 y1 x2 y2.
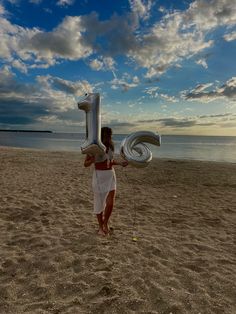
84 155 95 167
112 159 128 167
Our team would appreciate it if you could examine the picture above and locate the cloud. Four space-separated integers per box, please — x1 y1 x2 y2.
89 59 103 71
135 23 213 78
78 11 139 56
0 66 37 95
159 93 178 103
0 6 137 71
11 59 28 73
0 67 91 126
217 77 236 98
0 14 93 70
27 16 92 58
47 76 93 96
99 118 138 133
57 0 74 7
129 0 152 21
0 0 236 78
108 119 136 128
0 3 7 15
199 113 232 118
132 0 236 77
132 75 140 84
183 77 236 102
138 118 197 128
143 87 178 102
0 67 49 125
191 82 213 92
137 113 236 129
111 80 138 92
183 0 236 31
101 109 236 134
161 118 197 128
29 0 43 4
223 31 236 42
110 75 140 91
196 58 208 69
89 57 115 71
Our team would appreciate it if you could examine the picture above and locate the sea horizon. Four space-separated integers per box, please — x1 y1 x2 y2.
1 131 236 164
0 129 236 137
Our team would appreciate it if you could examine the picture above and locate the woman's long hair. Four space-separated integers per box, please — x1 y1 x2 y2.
101 127 114 152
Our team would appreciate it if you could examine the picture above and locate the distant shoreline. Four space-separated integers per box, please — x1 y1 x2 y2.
0 130 52 133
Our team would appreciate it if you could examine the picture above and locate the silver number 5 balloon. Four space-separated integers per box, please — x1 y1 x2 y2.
120 131 161 168
78 93 106 155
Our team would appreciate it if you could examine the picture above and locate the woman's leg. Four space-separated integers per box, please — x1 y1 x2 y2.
96 213 105 235
103 190 116 234
94 190 107 236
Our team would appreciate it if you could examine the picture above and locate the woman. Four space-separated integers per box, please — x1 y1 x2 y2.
84 127 128 236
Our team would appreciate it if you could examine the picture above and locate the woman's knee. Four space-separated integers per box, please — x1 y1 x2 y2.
106 191 115 207
106 199 114 208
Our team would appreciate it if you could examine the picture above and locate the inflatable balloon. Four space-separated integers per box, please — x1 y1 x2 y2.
78 93 106 155
120 131 161 168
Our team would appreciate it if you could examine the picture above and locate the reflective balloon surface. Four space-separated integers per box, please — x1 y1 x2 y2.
120 131 161 167
78 93 106 155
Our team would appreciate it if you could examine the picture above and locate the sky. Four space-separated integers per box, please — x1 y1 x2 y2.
0 0 236 136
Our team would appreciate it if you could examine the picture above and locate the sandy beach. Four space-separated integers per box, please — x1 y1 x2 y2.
0 146 236 314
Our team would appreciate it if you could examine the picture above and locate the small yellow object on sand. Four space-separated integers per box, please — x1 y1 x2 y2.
132 237 138 242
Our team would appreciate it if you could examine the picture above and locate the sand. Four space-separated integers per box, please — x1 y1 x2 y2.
0 146 236 314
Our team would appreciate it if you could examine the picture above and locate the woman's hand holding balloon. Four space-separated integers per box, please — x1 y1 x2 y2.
111 159 128 167
121 160 128 167
84 155 95 167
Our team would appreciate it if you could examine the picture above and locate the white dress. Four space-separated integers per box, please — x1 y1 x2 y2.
92 149 116 214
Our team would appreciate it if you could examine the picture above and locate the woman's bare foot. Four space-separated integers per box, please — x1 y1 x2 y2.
103 223 109 235
97 228 106 236
103 224 113 235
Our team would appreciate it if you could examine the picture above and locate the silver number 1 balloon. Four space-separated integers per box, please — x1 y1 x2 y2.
78 93 106 155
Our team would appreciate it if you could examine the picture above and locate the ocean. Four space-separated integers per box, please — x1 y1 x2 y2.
0 131 236 163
